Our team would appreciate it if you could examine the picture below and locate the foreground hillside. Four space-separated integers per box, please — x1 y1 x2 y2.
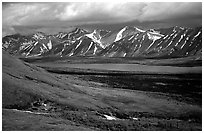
2 51 202 131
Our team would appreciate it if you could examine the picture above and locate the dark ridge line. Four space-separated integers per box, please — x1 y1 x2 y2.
19 55 197 62
24 75 61 88
6 72 23 79
45 69 202 76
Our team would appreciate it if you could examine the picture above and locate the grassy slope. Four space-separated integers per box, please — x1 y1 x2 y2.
2 51 202 130
3 51 105 109
2 109 93 131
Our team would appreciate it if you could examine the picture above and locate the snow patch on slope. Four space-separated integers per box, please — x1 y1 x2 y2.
134 27 145 32
114 26 127 42
11 109 49 115
33 33 46 40
85 30 105 49
147 31 164 41
75 40 83 50
146 40 155 51
47 40 52 50
83 42 93 55
103 115 117 120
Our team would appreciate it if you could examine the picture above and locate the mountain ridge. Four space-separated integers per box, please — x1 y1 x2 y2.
2 26 202 59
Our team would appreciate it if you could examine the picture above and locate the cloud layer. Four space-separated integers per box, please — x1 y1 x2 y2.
2 2 202 36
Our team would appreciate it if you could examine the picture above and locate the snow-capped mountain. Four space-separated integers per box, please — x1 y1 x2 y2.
2 28 105 57
97 26 201 58
2 26 202 59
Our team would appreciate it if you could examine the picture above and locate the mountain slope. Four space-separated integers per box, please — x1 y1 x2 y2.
98 27 201 58
2 26 202 59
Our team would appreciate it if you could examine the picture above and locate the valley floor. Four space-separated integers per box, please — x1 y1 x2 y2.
2 54 202 131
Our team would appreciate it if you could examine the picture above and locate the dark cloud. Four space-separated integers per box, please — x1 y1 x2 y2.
2 2 202 36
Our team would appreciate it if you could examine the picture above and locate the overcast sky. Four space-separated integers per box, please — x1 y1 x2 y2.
2 2 202 36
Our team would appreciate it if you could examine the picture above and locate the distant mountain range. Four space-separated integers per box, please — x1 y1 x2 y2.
2 26 202 59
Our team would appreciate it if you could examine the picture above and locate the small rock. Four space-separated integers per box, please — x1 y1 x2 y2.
132 117 139 121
